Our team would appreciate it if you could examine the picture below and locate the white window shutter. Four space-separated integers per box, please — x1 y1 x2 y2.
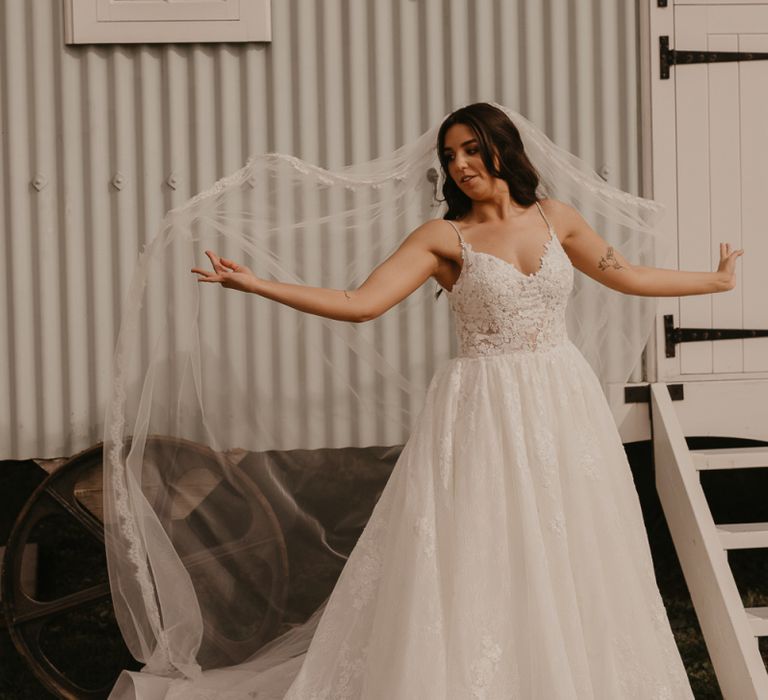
64 0 271 44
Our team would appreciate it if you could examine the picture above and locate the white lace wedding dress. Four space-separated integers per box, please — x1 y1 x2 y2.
116 201 695 699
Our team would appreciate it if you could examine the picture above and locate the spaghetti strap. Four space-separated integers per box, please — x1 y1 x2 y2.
434 220 467 298
445 219 465 246
534 200 555 238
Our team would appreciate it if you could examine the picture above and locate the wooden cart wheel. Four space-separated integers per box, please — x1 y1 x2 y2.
1 442 132 699
1 437 289 699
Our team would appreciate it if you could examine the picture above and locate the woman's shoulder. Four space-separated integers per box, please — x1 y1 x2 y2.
537 198 583 233
405 218 465 264
410 217 464 241
399 217 461 251
538 197 576 217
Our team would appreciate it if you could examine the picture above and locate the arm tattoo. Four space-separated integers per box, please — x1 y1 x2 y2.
597 246 624 271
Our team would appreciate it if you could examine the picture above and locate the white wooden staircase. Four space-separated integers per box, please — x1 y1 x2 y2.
650 383 768 700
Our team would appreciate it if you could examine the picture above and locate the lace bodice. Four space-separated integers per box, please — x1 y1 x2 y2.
446 201 574 357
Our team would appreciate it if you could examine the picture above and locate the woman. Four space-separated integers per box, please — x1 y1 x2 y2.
112 104 740 698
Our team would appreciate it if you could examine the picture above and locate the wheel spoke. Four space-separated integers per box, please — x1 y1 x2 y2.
45 483 105 543
12 581 112 625
181 533 279 568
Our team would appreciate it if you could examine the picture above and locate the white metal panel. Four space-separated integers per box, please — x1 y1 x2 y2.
1 0 650 459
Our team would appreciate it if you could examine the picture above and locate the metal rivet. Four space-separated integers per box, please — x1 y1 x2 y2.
167 173 180 190
599 165 610 181
32 174 48 191
112 172 125 190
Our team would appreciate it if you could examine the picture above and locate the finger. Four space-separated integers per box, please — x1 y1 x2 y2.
227 258 245 272
207 254 226 273
193 272 222 282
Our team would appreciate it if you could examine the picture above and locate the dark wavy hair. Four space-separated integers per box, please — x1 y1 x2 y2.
436 102 541 221
434 103 542 297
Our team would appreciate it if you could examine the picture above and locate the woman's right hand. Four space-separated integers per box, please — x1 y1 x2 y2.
191 250 258 293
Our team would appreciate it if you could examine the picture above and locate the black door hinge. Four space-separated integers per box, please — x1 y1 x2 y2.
664 314 768 358
625 383 684 404
660 35 768 80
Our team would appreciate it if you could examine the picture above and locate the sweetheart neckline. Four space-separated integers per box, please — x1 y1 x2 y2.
447 232 562 294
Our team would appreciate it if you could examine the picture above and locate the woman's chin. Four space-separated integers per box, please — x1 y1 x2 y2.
466 189 491 202
462 183 483 198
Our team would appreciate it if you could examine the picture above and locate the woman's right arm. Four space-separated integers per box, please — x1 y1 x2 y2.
192 219 447 323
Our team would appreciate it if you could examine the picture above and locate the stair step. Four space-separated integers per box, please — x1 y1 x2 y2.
690 446 768 471
716 522 768 549
745 607 768 637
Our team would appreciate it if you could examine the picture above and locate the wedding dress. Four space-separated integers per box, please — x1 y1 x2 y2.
112 201 694 699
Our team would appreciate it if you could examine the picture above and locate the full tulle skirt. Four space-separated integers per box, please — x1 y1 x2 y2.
111 339 693 700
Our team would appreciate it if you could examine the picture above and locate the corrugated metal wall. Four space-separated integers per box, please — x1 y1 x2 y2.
1 0 644 459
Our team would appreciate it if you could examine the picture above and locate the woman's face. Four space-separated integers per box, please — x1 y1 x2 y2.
442 123 500 201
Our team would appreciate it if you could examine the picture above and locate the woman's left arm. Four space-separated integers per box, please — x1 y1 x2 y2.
555 201 743 297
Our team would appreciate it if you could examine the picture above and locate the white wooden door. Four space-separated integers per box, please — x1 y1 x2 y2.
648 1 768 438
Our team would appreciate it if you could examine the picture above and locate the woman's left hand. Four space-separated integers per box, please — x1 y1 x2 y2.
716 242 744 291
191 250 258 293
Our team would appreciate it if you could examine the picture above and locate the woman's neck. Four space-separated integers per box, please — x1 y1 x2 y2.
466 196 529 224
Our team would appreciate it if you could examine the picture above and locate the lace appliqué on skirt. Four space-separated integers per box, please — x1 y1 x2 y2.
469 634 504 699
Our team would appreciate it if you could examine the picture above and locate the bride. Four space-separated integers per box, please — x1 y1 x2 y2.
107 102 741 699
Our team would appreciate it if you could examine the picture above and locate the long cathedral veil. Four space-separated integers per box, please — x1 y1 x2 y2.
104 103 669 698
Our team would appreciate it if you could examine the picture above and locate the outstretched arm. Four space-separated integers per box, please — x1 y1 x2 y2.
556 201 743 297
191 220 444 322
